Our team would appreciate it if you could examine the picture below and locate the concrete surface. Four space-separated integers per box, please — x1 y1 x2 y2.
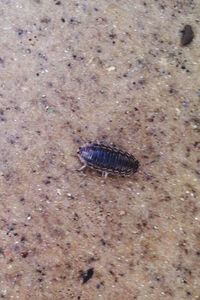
0 0 200 299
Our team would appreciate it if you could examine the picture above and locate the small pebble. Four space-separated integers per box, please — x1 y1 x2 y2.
81 268 94 284
181 25 194 46
119 210 126 216
106 66 116 72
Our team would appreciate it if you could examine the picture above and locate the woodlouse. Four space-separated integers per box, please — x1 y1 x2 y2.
77 142 139 177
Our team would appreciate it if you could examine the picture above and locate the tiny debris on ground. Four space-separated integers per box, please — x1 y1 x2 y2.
181 25 194 46
81 268 94 284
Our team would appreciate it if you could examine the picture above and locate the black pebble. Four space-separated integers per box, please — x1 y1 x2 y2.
181 25 194 46
81 268 94 284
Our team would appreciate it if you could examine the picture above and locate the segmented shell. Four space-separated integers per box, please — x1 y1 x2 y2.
78 143 139 176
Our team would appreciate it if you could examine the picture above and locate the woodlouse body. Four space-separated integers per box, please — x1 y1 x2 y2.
78 143 139 177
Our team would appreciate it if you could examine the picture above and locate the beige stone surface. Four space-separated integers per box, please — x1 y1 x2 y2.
0 0 200 299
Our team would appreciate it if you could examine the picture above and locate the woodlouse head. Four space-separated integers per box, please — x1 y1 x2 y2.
78 146 93 162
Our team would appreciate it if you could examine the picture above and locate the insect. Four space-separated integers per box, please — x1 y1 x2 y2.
77 142 139 177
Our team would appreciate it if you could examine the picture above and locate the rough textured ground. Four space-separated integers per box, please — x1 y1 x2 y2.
0 0 200 299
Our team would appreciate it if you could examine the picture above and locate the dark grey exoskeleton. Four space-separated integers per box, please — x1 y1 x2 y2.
78 142 139 177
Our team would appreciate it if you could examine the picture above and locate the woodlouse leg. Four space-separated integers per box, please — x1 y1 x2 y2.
77 154 87 172
77 164 87 171
102 171 108 178
139 170 154 180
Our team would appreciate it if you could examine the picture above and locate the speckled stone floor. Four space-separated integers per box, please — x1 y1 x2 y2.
0 1 200 299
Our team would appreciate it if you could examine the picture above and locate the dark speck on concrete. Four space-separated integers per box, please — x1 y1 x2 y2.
81 268 94 284
40 17 51 24
181 25 194 46
21 251 29 258
17 28 26 36
0 58 4 66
